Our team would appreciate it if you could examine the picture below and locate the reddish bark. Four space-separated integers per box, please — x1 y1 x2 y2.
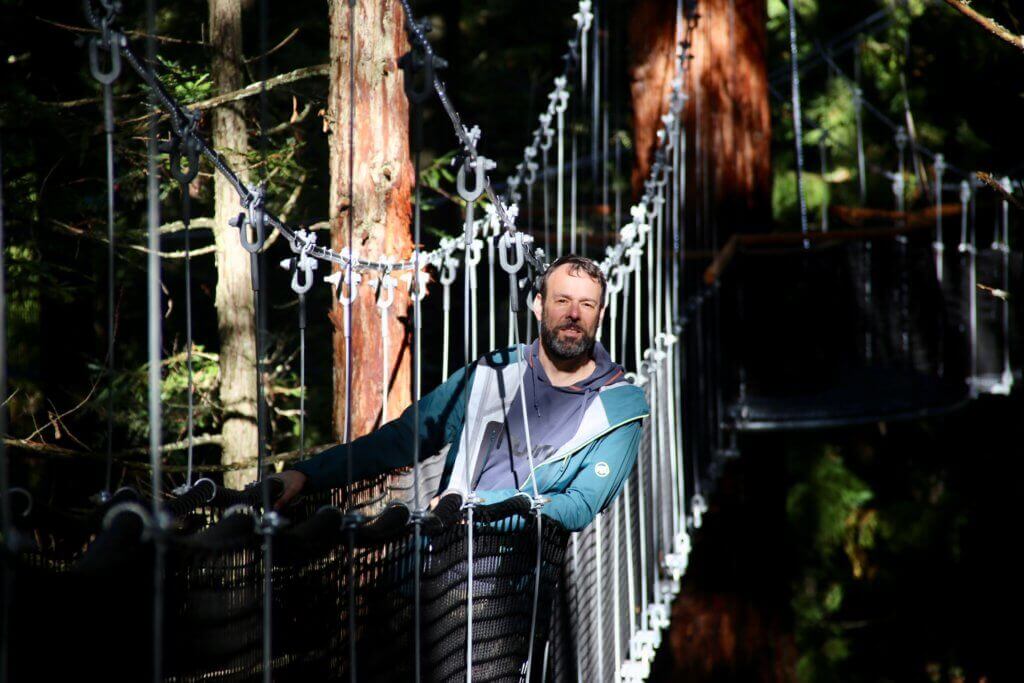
328 0 415 441
630 0 772 236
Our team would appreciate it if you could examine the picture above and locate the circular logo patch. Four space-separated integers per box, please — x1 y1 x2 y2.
595 462 611 478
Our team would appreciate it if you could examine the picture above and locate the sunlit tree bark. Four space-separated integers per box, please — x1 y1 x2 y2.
327 0 414 441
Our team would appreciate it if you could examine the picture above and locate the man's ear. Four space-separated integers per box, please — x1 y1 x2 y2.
532 293 542 322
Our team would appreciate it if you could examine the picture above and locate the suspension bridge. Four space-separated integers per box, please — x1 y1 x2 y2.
0 0 1019 681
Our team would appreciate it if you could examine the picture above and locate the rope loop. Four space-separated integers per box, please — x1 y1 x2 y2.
102 501 155 539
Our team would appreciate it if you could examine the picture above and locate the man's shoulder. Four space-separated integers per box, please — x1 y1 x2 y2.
478 345 523 369
598 381 650 423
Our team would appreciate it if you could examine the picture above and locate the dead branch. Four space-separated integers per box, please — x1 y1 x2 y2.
976 171 1024 210
53 219 218 259
190 63 329 111
159 217 216 234
941 0 1024 52
35 16 205 47
244 28 300 64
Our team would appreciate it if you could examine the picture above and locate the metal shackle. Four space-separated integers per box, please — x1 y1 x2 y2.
439 256 459 286
376 273 398 310
498 232 525 274
607 265 626 295
400 43 436 104
457 155 493 202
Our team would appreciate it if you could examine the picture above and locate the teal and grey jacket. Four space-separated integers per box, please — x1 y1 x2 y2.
292 343 649 532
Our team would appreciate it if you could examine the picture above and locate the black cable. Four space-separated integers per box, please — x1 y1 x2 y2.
103 62 117 500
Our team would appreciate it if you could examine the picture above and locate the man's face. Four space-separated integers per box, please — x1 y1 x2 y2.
534 265 603 361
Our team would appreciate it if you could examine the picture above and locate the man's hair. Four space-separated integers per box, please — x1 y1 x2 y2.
537 254 606 307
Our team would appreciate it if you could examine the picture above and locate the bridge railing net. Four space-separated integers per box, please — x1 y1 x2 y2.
4 478 570 683
718 232 977 430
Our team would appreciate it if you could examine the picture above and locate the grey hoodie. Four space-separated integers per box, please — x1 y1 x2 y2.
474 339 625 491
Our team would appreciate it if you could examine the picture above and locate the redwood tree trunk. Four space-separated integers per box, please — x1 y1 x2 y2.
630 0 772 239
327 0 414 441
630 1 793 679
209 0 258 487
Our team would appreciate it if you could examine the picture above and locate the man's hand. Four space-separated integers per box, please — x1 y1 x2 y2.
270 470 308 511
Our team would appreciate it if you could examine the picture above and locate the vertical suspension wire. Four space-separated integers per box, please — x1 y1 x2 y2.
997 177 1013 392
587 0 600 259
507 238 544 681
600 0 610 250
409 40 425 683
0 131 11 683
556 85 566 256
344 2 358 681
255 2 275 680
182 182 195 486
463 194 476 683
853 38 867 207
785 0 809 245
488 235 496 350
143 3 164 681
299 291 307 458
101 44 118 499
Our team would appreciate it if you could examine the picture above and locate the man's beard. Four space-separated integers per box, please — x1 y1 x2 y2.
540 311 597 362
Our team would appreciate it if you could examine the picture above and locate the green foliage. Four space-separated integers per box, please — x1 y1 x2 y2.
91 346 222 446
156 56 215 105
787 446 875 682
772 169 829 228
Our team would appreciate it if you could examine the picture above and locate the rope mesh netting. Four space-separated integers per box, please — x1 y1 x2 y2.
6 482 569 682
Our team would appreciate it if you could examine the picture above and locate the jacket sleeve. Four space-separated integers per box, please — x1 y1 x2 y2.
474 420 644 532
292 364 472 493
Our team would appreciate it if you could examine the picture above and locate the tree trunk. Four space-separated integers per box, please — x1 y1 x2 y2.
630 1 792 679
327 0 414 442
209 0 258 487
630 0 772 239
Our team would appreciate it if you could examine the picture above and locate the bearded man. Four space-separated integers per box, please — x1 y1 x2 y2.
272 255 648 532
